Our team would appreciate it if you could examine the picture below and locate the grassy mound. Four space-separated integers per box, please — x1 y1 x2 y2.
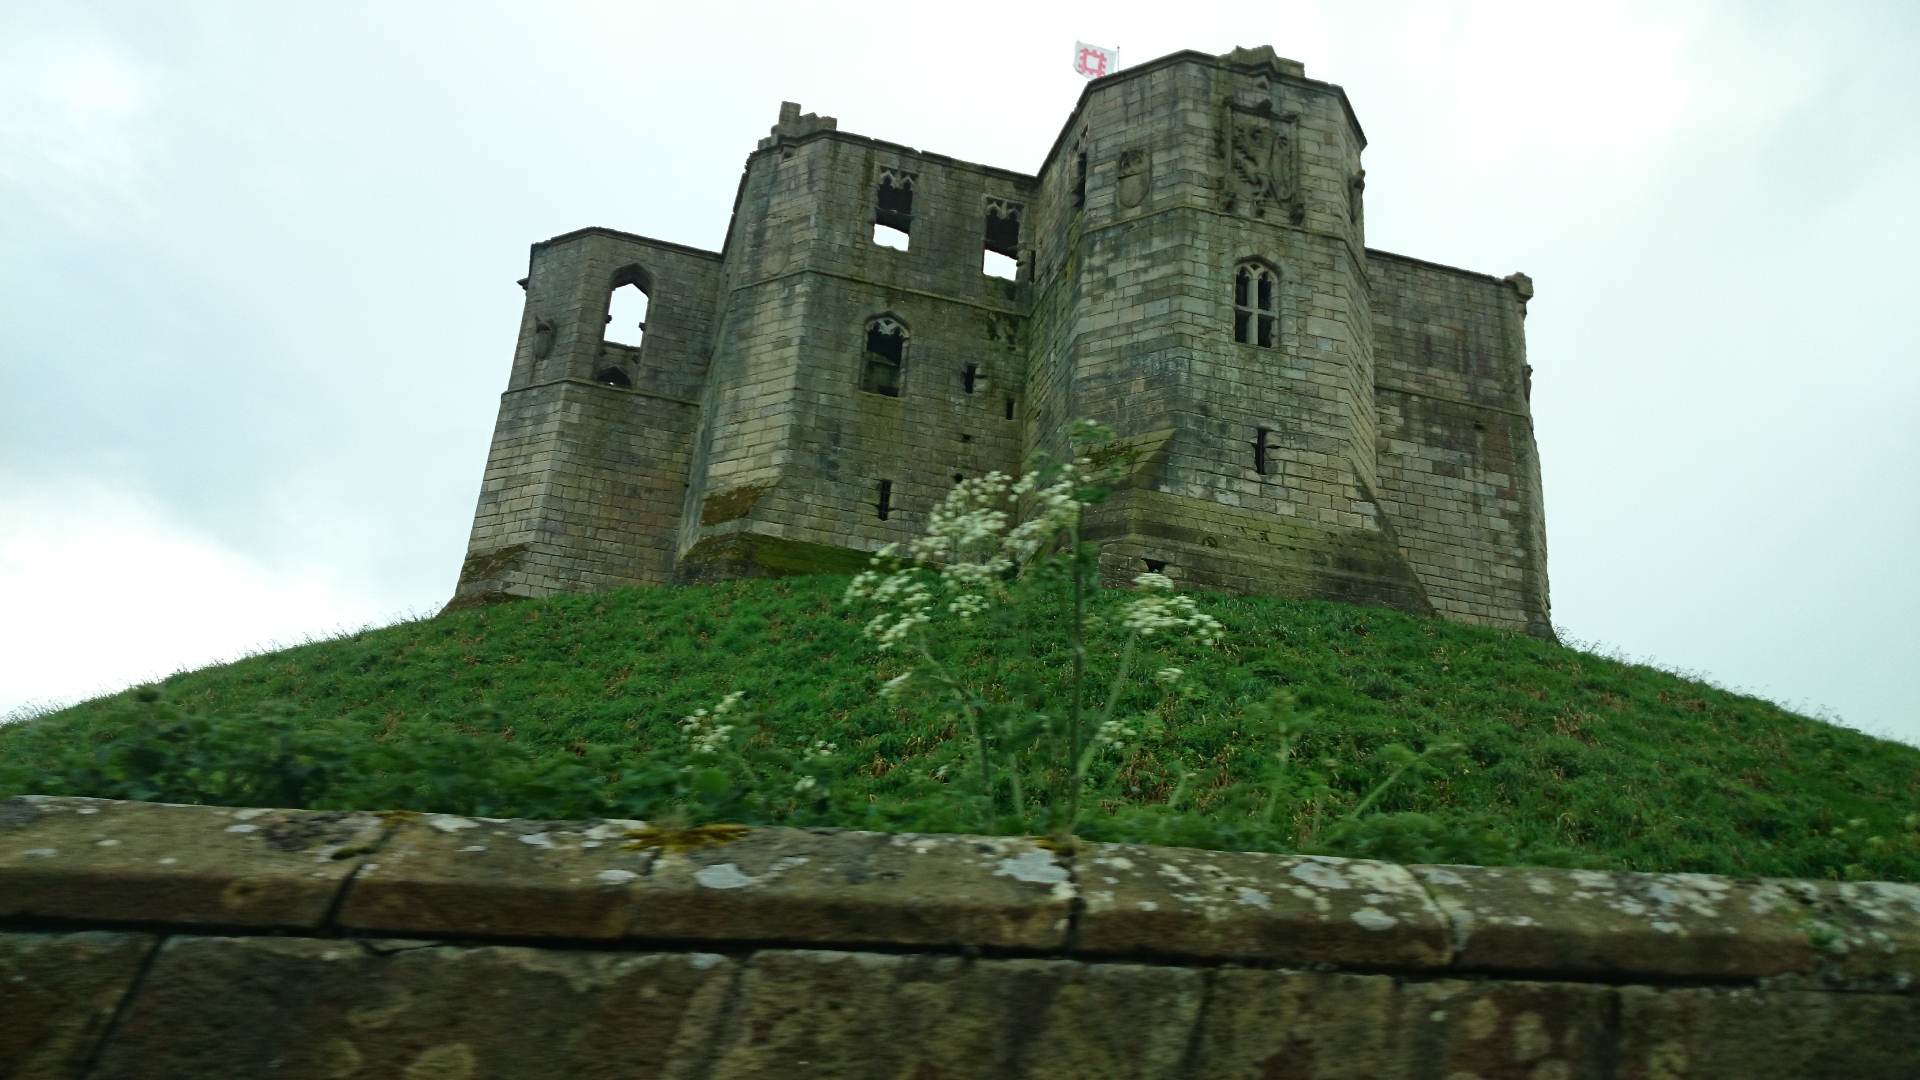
5 574 1917 880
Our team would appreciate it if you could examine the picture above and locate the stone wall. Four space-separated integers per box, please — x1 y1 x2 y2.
1369 251 1552 637
6 796 1918 1078
452 229 723 606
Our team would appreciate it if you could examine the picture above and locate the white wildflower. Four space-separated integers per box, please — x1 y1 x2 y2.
677 692 748 754
1133 571 1175 591
1121 586 1224 645
947 593 991 620
878 672 915 700
805 740 838 760
1092 718 1138 754
1153 666 1185 686
793 775 818 794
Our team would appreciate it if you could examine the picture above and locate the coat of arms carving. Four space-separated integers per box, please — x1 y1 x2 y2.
1225 107 1301 223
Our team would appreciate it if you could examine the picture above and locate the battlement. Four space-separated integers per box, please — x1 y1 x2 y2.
450 47 1551 638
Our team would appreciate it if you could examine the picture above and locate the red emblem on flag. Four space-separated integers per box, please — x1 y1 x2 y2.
1073 42 1118 80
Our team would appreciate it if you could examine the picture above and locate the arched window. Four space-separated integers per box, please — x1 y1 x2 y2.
605 265 651 348
861 316 907 396
1233 262 1277 348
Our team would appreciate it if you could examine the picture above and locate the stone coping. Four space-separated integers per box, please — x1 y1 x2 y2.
4 795 1918 992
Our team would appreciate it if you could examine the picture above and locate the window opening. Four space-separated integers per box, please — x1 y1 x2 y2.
605 282 649 347
1233 263 1277 348
983 199 1022 280
861 316 907 396
595 367 632 388
952 473 965 483
1253 427 1272 475
1073 152 1088 209
875 480 893 521
959 433 972 443
963 363 978 394
1004 395 1015 420
1143 559 1168 574
874 168 915 250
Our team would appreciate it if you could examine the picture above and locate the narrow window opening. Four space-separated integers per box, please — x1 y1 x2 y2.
959 433 972 443
1233 262 1278 349
861 317 907 396
962 363 978 394
952 473 965 483
1073 152 1088 208
595 366 632 388
1253 428 1272 476
875 480 893 520
605 282 649 347
1004 396 1015 421
874 169 915 250
1143 558 1168 573
983 199 1022 279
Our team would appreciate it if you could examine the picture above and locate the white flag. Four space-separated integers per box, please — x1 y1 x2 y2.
1073 42 1119 80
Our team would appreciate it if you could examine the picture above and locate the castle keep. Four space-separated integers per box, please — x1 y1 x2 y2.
451 46 1553 638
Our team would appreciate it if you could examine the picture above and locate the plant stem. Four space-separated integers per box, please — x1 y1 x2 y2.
1065 521 1087 834
1344 759 1417 822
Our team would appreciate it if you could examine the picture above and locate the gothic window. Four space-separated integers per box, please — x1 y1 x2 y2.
861 316 907 396
875 479 894 520
604 265 651 348
983 198 1021 279
873 168 915 250
1233 262 1277 348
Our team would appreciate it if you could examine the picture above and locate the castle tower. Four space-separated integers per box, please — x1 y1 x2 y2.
1025 46 1427 609
449 47 1553 638
670 105 1037 579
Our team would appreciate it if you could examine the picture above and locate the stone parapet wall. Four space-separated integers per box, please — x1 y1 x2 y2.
6 797 1918 1077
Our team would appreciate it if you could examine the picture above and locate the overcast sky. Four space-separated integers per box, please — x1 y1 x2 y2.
2 1 1915 742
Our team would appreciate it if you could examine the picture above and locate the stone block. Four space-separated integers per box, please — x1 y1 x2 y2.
89 936 736 1080
1188 969 1615 1080
626 828 1075 950
707 949 1202 1080
0 797 383 929
341 822 1074 950
1614 983 1920 1079
1074 843 1451 967
1412 863 1816 980
336 814 656 939
0 931 156 1080
1759 878 1920 991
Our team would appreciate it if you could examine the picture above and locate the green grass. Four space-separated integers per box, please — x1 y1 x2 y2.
5 574 1917 880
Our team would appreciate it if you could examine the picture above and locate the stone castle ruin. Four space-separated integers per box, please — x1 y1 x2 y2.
451 46 1552 638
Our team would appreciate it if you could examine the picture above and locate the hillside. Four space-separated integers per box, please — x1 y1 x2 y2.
4 574 1917 881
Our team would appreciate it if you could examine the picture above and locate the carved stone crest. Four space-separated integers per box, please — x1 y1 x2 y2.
1225 107 1300 222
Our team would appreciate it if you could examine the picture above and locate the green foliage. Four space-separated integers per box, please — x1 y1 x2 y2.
4 573 1918 880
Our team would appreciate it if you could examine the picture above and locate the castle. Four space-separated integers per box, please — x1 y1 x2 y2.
450 46 1553 639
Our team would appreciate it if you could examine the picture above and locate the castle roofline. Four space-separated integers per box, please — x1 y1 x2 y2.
748 128 1040 187
1038 48 1367 180
1367 247 1533 295
531 226 722 261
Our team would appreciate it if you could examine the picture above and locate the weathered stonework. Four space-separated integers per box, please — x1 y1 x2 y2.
8 797 1920 1077
452 46 1552 637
